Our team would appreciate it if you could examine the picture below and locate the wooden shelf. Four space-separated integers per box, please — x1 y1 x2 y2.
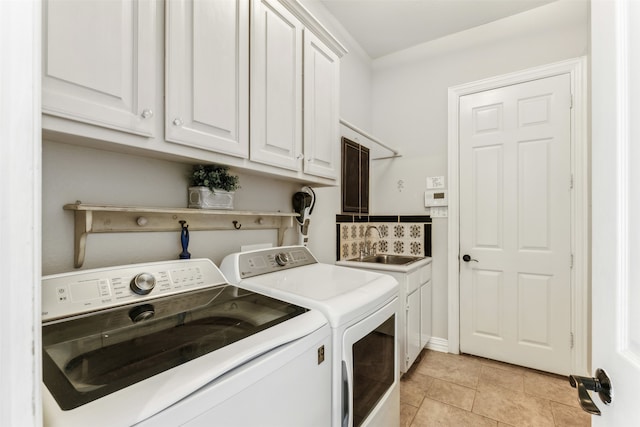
64 203 299 268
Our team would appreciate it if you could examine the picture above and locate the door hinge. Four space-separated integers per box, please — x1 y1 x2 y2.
570 174 574 190
570 253 574 269
570 332 575 349
570 94 574 109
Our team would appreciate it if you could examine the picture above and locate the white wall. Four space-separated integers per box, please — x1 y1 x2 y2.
370 0 589 341
42 141 303 274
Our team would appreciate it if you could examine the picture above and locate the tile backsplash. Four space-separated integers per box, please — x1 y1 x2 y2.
336 215 432 260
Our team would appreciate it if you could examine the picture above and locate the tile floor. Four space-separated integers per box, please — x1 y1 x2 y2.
400 350 591 427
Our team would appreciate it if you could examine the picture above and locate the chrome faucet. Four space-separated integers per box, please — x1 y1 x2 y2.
362 225 381 257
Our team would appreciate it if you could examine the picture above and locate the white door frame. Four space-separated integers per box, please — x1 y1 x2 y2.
0 1 42 426
447 57 589 375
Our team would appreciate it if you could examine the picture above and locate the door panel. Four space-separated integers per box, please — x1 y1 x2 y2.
303 30 339 179
471 270 502 339
591 0 640 423
43 0 156 136
518 273 551 346
250 0 303 171
165 0 249 158
472 145 503 248
459 74 572 375
518 139 551 249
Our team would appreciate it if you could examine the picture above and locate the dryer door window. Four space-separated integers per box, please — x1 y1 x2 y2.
351 314 395 427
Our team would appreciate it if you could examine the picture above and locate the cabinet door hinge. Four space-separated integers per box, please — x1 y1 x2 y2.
570 174 574 190
570 93 574 109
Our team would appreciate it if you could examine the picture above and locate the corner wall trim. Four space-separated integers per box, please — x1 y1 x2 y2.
425 337 449 353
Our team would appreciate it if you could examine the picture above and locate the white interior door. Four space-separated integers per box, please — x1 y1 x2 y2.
589 0 640 423
459 74 572 375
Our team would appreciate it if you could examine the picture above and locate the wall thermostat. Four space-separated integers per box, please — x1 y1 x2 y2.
424 190 448 207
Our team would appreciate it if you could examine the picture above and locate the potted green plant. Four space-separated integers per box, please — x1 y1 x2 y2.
188 164 240 209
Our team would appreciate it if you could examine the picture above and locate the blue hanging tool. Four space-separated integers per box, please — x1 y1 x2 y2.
179 220 191 259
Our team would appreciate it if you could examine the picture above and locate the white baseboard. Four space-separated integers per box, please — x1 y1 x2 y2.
425 337 449 353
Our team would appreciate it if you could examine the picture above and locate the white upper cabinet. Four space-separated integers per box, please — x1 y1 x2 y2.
303 29 340 179
165 0 249 159
250 0 303 171
42 0 156 136
42 0 346 185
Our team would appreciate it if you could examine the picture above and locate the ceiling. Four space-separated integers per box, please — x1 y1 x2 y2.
319 0 556 59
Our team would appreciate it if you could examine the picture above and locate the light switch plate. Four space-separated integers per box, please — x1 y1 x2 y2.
431 206 448 218
426 176 445 189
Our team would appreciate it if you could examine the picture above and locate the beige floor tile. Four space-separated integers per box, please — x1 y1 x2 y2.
412 397 497 427
425 378 476 411
479 364 525 393
415 350 483 389
498 423 516 427
523 371 580 409
401 373 433 407
473 381 554 427
550 401 591 427
401 402 419 427
403 368 435 390
475 356 532 376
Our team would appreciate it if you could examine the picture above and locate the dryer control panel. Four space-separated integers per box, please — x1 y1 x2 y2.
236 246 318 279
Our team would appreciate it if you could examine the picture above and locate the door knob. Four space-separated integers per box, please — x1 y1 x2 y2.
462 254 478 262
568 368 612 416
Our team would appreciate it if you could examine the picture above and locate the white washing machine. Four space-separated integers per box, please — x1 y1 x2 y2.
41 258 331 427
220 245 400 427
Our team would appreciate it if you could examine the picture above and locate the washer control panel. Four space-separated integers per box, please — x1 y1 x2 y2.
42 258 226 322
238 246 317 279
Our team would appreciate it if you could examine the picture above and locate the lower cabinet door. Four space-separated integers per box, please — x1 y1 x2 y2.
420 280 432 348
406 289 421 370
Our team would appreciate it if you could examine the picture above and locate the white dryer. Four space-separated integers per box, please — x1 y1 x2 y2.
221 245 400 427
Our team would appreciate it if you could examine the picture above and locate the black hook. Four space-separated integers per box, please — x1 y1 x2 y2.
232 220 242 230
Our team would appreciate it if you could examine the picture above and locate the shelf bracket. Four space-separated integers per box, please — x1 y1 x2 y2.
72 209 92 268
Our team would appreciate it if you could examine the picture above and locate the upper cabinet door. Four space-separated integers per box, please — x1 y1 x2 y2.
303 29 339 179
250 0 303 171
166 0 249 158
42 0 156 136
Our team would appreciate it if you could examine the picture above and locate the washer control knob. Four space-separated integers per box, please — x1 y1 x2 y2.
274 252 289 266
129 304 155 322
130 272 156 295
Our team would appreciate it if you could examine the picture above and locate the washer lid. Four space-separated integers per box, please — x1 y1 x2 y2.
233 263 399 327
43 285 312 412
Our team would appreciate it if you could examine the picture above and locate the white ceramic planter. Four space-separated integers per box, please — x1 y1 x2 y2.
188 186 234 210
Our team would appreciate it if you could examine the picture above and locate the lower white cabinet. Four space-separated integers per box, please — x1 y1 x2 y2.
406 287 422 369
398 263 432 372
420 280 433 348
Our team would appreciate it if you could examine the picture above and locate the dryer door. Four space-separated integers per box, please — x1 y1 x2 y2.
341 298 399 427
